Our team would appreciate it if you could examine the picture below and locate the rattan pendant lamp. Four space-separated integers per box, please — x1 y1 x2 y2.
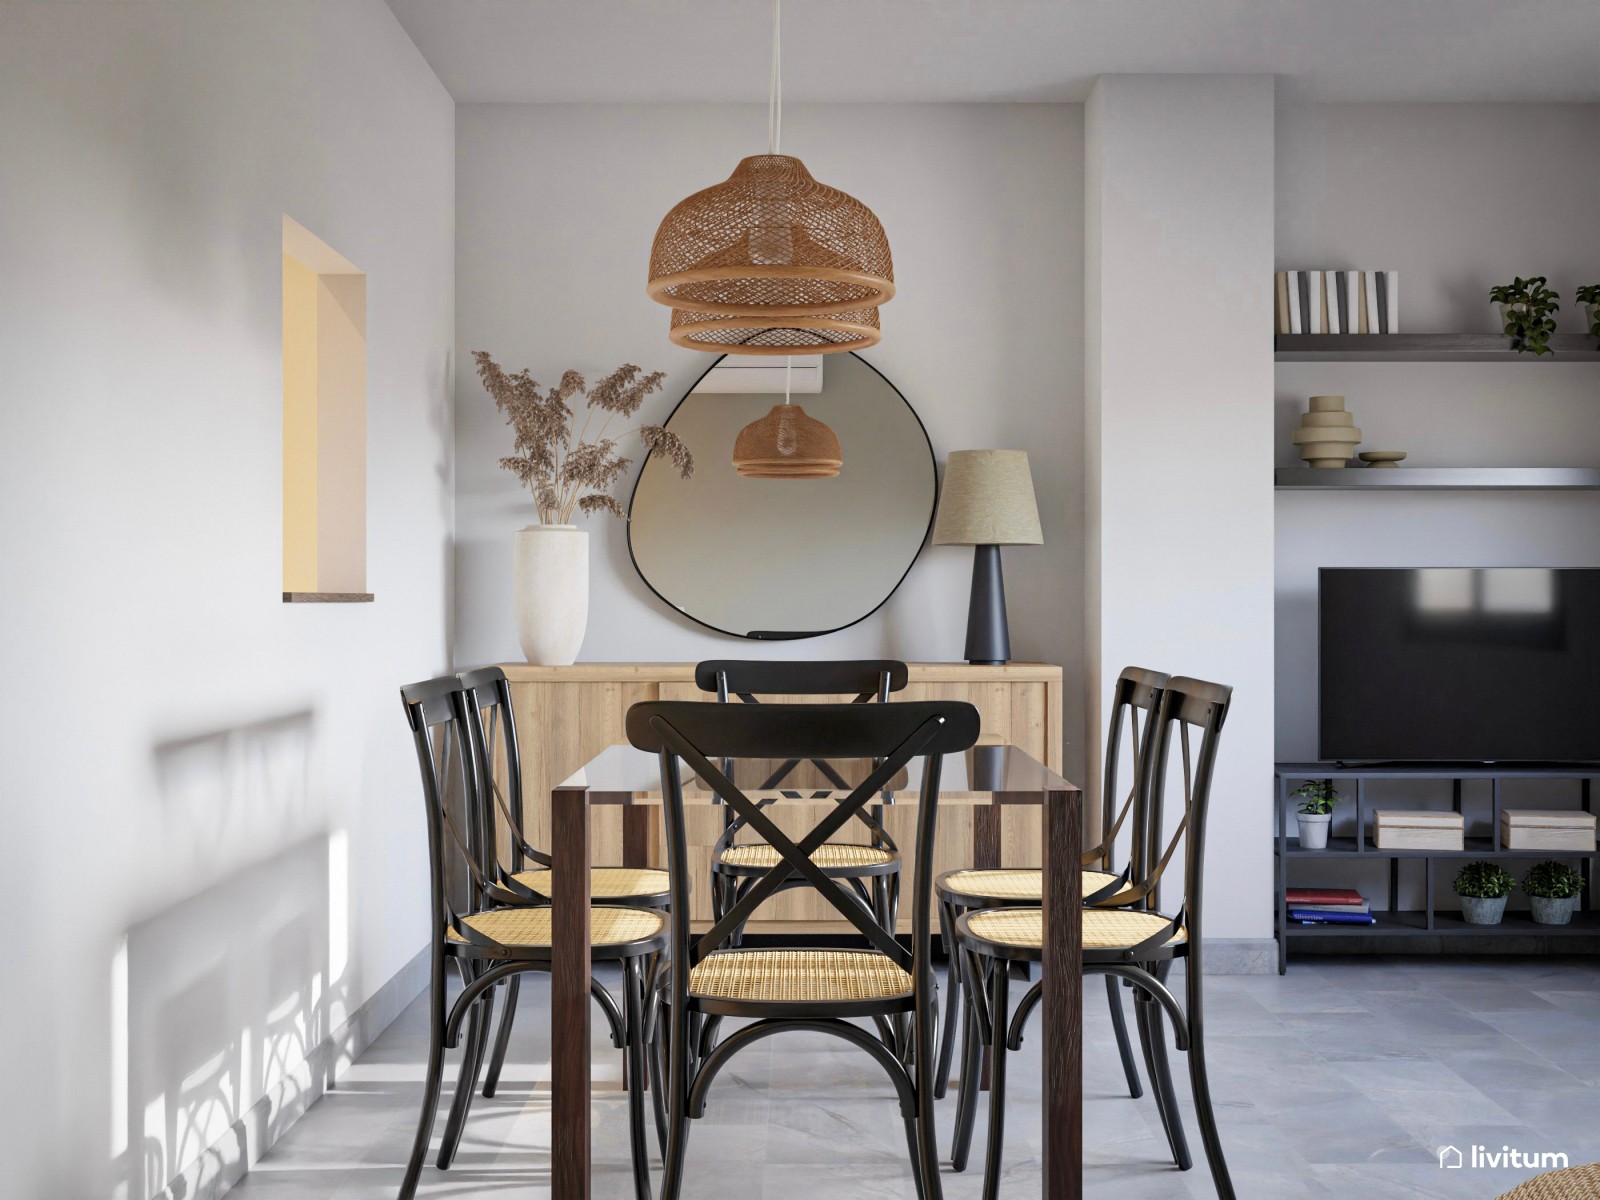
648 0 894 355
732 358 842 478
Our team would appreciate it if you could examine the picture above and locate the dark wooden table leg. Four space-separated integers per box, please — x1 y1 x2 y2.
552 784 591 1200
974 804 1002 1091
1042 786 1082 1200
623 803 651 868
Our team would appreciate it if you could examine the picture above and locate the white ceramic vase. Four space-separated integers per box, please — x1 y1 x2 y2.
512 525 588 665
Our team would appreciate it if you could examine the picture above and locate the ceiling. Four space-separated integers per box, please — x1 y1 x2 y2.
386 0 1600 106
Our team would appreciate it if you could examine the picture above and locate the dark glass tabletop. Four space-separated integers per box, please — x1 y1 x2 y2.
560 741 1073 803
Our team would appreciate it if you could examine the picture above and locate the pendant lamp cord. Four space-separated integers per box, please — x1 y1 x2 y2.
768 0 787 404
772 0 790 401
767 0 782 155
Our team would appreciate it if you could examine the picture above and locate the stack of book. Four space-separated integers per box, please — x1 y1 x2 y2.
1276 270 1399 334
1286 887 1376 925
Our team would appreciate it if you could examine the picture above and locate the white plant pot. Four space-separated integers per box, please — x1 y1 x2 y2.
1296 812 1332 850
512 525 588 666
1494 301 1524 335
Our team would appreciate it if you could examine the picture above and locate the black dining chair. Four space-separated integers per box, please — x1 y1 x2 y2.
933 667 1167 1117
398 675 668 1200
628 697 980 1200
951 676 1237 1200
696 659 909 942
457 666 671 1100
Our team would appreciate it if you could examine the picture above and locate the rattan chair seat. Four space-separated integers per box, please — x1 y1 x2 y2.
939 868 1120 902
1496 1164 1600 1199
451 906 666 949
689 949 912 1004
513 866 671 900
964 907 1186 951
717 842 895 870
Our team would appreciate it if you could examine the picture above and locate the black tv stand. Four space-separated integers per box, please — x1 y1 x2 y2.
1274 761 1600 973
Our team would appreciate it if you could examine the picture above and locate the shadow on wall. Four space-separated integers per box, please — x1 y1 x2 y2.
113 711 351 1200
152 711 317 864
115 833 347 1200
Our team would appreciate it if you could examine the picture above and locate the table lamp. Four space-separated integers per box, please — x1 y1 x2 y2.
931 450 1043 666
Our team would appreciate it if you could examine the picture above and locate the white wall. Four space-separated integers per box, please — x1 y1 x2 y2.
0 4 454 1197
1086 76 1279 949
454 102 1088 779
1275 103 1600 907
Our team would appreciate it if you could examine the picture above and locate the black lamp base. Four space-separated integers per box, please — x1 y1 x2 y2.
963 543 1011 666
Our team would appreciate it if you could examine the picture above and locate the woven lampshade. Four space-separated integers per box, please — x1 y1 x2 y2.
670 304 879 356
732 404 842 479
932 450 1043 546
649 154 894 319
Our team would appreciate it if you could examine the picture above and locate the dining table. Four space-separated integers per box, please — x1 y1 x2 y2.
547 739 1084 1199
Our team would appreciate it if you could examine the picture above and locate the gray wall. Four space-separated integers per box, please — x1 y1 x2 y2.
1087 75 1279 945
0 4 455 1195
454 102 1089 780
1275 102 1600 905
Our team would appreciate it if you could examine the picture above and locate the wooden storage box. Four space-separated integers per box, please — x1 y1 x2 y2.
1501 809 1597 851
1373 809 1465 851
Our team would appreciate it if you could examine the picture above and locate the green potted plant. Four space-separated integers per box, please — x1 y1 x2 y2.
1522 860 1584 926
1291 781 1341 850
1576 283 1600 343
1454 861 1516 925
1489 276 1560 355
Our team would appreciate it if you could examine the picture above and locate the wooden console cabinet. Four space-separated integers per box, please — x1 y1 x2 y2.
500 662 1063 935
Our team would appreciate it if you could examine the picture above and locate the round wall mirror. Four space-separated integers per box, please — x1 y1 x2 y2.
627 352 936 639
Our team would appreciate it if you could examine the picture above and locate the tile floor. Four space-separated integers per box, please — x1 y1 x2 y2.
228 956 1600 1199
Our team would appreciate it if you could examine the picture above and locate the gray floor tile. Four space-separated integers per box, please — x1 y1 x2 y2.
225 957 1600 1200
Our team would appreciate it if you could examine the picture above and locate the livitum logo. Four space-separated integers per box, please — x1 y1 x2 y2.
1438 1144 1570 1170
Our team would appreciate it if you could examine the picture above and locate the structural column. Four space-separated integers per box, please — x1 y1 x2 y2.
1084 75 1277 951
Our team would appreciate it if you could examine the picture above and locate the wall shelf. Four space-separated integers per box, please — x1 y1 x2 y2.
1275 333 1600 362
1275 467 1600 491
1284 910 1600 938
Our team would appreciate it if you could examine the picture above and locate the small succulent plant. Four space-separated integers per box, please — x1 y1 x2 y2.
1522 860 1584 900
1575 284 1600 339
1453 860 1516 899
1291 781 1341 816
1489 276 1560 356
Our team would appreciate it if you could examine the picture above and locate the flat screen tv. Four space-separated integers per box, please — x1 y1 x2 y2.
1319 568 1600 763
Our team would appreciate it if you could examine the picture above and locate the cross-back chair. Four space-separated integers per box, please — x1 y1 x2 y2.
399 675 668 1200
696 659 909 942
952 675 1236 1200
934 666 1168 1118
457 666 671 1100
628 697 980 1200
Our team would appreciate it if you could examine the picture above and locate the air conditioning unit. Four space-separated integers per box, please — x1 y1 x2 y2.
692 355 823 394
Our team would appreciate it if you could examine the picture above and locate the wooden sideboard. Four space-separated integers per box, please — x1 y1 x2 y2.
500 661 1064 935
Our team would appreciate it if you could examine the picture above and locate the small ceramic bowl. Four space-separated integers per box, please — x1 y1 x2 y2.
1358 451 1407 469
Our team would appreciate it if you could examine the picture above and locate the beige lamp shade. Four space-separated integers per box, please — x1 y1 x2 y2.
931 450 1043 546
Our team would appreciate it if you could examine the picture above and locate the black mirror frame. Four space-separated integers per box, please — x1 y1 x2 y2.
625 351 938 641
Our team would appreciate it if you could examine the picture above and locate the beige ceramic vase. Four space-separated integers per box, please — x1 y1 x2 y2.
1291 395 1362 468
512 525 588 665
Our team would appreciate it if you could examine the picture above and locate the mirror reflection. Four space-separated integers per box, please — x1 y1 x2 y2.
627 352 936 639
